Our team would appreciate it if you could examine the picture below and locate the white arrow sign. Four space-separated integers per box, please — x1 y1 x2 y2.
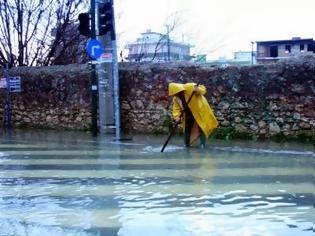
92 45 101 57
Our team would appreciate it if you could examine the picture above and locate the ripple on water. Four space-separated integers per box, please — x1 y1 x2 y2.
141 145 184 153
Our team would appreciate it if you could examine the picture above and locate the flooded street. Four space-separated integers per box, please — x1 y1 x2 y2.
0 130 313 236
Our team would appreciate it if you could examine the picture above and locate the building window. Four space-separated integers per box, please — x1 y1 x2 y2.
307 43 314 52
285 45 291 53
300 44 305 52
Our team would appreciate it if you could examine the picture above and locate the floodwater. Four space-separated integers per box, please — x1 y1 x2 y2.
0 130 313 236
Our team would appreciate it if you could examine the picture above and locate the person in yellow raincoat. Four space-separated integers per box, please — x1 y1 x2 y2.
168 82 218 148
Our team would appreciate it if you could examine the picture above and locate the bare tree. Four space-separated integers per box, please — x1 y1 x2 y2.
134 37 148 62
0 0 88 68
52 24 89 65
151 11 182 61
124 11 183 63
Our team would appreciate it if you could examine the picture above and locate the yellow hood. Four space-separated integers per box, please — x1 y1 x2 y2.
168 83 185 96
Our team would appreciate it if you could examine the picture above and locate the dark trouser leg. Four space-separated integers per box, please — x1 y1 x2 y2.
184 132 190 147
184 118 194 147
199 130 206 148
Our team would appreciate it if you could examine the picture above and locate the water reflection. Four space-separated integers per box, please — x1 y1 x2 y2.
0 130 313 236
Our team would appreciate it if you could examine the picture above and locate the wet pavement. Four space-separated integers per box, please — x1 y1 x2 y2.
0 130 313 236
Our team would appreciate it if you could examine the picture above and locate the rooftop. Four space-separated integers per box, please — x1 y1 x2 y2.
256 37 313 45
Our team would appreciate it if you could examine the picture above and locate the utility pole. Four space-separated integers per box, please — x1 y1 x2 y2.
17 2 24 66
251 41 254 65
166 25 170 61
90 0 98 137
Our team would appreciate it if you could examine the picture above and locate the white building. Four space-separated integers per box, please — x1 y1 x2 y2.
126 29 191 62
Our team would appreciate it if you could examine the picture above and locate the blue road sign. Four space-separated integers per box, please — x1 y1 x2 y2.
10 76 21 93
87 39 104 60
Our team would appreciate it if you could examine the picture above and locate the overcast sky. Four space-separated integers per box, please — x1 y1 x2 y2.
115 0 314 59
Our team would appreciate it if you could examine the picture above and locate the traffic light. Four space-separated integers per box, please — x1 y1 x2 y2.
78 13 91 37
98 1 114 37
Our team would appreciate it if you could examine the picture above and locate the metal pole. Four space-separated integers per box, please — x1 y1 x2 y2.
96 1 107 135
97 0 115 135
90 0 98 136
4 64 11 130
167 25 170 61
111 0 121 140
251 41 254 65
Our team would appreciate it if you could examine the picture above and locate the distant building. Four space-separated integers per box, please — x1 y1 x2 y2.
233 51 256 64
206 51 256 67
233 51 256 65
256 37 314 64
126 29 191 62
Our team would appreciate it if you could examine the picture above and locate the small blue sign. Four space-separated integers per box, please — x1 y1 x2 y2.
87 39 104 60
10 76 21 93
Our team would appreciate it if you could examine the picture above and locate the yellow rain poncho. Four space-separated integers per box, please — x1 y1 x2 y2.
168 83 218 141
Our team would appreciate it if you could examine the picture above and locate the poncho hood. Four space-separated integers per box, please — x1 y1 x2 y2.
168 83 185 96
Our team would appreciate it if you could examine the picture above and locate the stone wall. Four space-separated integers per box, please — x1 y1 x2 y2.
1 56 314 140
0 65 91 129
119 57 315 140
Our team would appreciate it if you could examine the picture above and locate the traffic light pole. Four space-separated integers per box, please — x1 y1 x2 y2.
111 0 121 140
90 0 98 137
97 33 114 135
97 0 114 135
96 0 121 139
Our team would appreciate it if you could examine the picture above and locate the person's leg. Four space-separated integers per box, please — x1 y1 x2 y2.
184 118 194 147
199 130 206 149
184 131 190 147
